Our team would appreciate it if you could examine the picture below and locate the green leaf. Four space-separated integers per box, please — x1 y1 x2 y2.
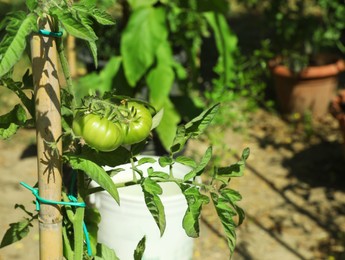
184 147 212 181
133 236 146 260
175 156 196 168
216 147 250 177
94 243 119 260
121 7 168 86
0 12 37 77
26 0 38 11
0 219 32 248
0 104 27 139
52 9 98 42
181 185 209 238
156 99 181 150
211 192 238 256
73 3 115 25
141 178 166 236
137 157 157 166
65 155 120 205
148 171 169 179
80 145 131 168
147 64 175 110
158 156 173 167
127 0 158 9
184 103 220 138
220 189 245 226
170 125 186 154
76 56 122 99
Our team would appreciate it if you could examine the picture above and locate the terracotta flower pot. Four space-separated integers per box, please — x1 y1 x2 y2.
269 55 345 118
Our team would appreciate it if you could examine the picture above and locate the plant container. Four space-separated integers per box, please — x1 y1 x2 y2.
269 55 345 118
89 156 194 260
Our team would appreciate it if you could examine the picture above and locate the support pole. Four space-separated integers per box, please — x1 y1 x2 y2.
31 16 63 260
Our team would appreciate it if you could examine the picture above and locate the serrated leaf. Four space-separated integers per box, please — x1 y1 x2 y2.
141 178 166 236
0 219 31 248
184 147 212 181
121 7 168 86
0 104 27 139
65 155 120 205
133 236 146 260
181 185 209 238
94 243 119 260
220 189 245 226
0 12 37 77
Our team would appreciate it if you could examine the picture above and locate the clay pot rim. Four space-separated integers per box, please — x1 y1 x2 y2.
269 56 345 79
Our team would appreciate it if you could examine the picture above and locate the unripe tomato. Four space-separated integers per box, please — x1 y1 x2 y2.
120 102 152 145
72 113 124 152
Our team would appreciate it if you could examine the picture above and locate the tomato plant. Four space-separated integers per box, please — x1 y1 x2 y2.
0 0 248 259
72 112 124 152
120 102 152 145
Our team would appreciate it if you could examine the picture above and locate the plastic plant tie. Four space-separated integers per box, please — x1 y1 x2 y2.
38 29 63 38
20 181 92 256
20 182 86 210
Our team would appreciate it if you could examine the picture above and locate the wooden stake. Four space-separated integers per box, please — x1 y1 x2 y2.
31 16 63 260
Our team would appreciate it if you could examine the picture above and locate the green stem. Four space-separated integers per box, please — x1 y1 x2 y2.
57 37 77 108
73 171 86 260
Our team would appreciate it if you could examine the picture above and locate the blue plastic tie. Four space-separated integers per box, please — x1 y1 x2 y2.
38 29 63 38
20 181 92 256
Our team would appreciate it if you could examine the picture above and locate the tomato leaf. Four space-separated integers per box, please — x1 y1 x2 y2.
156 99 181 150
133 236 146 260
158 156 173 167
175 156 197 168
147 64 175 110
0 219 32 248
121 7 168 86
211 192 238 256
0 12 37 77
216 147 250 177
65 155 120 205
94 243 119 260
220 188 245 226
52 8 98 42
72 2 115 25
80 146 131 168
0 104 27 139
184 103 220 138
183 147 212 181
127 0 157 9
141 178 166 236
181 185 209 238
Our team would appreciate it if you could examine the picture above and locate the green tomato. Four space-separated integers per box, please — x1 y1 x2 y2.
72 113 124 152
120 102 153 145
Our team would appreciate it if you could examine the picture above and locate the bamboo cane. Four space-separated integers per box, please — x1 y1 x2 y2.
31 16 63 260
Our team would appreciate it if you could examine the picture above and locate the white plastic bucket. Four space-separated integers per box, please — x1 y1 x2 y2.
89 156 194 260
